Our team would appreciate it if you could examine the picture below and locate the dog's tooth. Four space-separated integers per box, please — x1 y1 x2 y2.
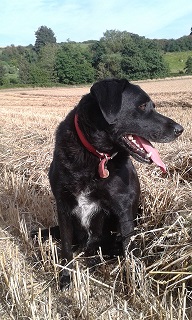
146 152 152 158
128 135 133 141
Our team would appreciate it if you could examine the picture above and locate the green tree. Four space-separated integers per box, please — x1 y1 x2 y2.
91 41 106 68
38 43 58 83
121 55 148 80
120 36 148 79
120 34 169 79
97 53 122 79
101 30 131 53
93 30 132 79
28 63 51 85
1 44 38 85
161 36 192 52
185 56 192 74
55 43 95 84
142 40 169 78
1 45 23 68
18 58 31 84
0 64 6 85
34 26 56 53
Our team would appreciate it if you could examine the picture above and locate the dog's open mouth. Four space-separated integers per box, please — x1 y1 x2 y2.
122 134 166 172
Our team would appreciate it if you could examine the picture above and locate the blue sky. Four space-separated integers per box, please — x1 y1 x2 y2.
0 0 192 47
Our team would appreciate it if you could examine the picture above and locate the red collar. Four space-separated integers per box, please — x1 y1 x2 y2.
74 114 117 178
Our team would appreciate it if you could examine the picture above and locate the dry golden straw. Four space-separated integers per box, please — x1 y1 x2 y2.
0 79 192 319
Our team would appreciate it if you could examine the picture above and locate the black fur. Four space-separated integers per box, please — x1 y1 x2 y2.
48 79 183 289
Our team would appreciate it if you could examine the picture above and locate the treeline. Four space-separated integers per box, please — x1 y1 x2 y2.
0 26 192 87
156 35 192 52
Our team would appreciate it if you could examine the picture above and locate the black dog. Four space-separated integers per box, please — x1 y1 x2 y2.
48 79 183 289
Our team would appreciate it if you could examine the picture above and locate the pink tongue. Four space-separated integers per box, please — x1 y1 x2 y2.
134 136 166 173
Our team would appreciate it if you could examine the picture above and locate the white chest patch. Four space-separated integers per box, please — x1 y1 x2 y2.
73 190 100 230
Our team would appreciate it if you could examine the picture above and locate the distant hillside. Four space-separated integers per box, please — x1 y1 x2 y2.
1 29 192 88
163 51 192 75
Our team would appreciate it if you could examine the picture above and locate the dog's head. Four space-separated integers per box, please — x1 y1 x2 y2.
90 79 184 171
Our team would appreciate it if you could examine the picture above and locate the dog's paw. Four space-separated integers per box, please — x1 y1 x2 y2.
59 270 71 291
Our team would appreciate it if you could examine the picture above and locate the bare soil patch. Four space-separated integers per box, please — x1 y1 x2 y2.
0 77 192 319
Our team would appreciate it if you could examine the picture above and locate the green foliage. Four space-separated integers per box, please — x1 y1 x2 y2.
1 45 20 65
1 26 192 88
55 43 95 84
185 56 192 74
38 44 59 83
34 26 56 54
0 60 19 86
18 43 58 85
18 58 31 84
91 41 106 69
101 30 132 53
0 63 6 85
156 36 192 52
96 53 122 79
121 37 146 79
28 63 52 85
121 55 147 80
92 31 169 80
143 41 169 78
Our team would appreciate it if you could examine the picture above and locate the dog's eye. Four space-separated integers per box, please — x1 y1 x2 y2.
139 104 146 111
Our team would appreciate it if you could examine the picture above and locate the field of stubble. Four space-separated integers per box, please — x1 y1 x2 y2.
0 77 192 319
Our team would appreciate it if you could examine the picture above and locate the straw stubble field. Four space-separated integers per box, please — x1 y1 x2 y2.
0 77 192 319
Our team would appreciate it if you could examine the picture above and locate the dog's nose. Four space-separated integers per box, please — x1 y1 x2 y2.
174 124 184 137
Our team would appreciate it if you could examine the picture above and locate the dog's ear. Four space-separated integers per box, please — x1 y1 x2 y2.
90 79 128 124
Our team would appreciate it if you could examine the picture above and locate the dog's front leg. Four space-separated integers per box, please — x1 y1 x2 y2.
84 211 105 268
56 200 74 290
118 202 138 257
